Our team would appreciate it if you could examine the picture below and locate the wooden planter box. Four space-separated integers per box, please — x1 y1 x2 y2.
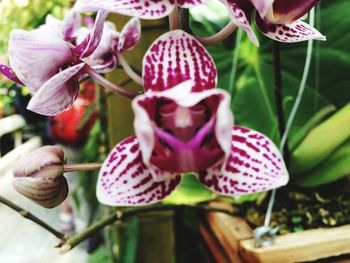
200 202 350 263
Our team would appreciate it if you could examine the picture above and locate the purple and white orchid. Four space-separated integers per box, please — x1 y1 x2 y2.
1 11 108 116
74 0 325 45
96 31 288 206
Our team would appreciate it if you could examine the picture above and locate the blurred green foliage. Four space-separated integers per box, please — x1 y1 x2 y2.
0 0 72 54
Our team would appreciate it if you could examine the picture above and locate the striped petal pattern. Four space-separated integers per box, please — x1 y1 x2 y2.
97 136 181 206
143 30 217 92
197 126 289 196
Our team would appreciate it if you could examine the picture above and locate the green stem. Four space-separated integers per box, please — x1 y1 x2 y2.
63 162 102 173
228 28 243 94
59 204 237 253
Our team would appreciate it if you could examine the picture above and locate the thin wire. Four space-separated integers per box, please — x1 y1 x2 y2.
280 8 315 150
263 8 316 229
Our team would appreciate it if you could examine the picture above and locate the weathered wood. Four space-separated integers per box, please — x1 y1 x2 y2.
0 136 41 176
239 224 350 263
205 201 253 263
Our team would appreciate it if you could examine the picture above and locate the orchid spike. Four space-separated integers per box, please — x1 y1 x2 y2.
97 81 288 206
221 0 325 45
12 146 68 208
143 30 217 92
74 0 208 19
4 11 109 116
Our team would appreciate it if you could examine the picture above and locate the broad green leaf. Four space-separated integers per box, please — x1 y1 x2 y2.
296 138 350 187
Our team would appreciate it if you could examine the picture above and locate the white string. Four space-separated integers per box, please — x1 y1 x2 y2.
262 8 316 230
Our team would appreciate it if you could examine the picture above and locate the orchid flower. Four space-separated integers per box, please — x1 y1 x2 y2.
0 11 108 116
97 30 288 206
223 0 325 45
76 17 141 73
74 0 324 46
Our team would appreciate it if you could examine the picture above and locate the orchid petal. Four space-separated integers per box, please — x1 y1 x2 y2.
250 0 274 18
197 126 289 196
0 64 24 85
97 136 181 206
223 0 259 46
266 0 320 24
73 10 109 58
62 10 82 41
133 81 233 178
176 0 207 8
118 18 141 52
255 14 326 43
74 0 175 19
27 63 84 116
143 30 217 92
9 28 71 93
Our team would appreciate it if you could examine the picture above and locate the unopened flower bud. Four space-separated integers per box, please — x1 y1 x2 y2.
12 146 68 208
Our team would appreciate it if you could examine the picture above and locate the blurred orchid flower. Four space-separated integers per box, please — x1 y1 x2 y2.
221 0 325 45
76 17 141 73
74 0 208 19
97 31 288 206
0 11 108 116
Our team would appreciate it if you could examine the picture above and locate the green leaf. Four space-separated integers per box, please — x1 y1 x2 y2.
163 174 216 205
291 103 350 175
296 138 350 187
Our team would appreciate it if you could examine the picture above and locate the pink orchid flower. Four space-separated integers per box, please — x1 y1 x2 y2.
97 30 288 206
224 0 325 45
76 17 141 73
74 0 324 45
0 11 108 116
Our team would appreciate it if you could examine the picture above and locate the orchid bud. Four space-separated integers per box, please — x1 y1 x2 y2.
12 146 68 209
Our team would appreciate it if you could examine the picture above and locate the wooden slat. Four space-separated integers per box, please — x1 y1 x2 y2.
205 202 253 263
0 136 41 176
239 225 350 263
0 115 26 137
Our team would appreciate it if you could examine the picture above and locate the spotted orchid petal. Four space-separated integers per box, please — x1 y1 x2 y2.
222 0 259 46
27 63 85 116
0 65 24 85
255 14 326 43
143 30 217 92
8 27 71 93
118 17 141 52
176 0 207 8
265 0 320 24
74 0 175 19
198 126 289 196
73 10 109 58
97 136 181 206
133 81 233 181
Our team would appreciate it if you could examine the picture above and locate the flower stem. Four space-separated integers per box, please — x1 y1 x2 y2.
63 162 102 173
117 54 143 86
0 195 66 241
195 22 237 46
273 42 289 163
84 65 142 99
58 203 237 253
169 7 181 30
